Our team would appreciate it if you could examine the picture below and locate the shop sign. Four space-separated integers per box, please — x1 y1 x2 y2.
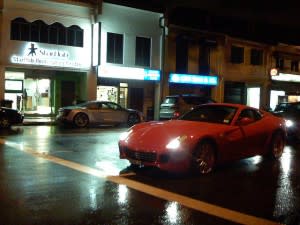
271 73 300 82
169 73 218 85
98 65 160 81
10 43 83 68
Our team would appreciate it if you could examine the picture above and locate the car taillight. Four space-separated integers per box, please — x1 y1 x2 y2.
173 111 180 118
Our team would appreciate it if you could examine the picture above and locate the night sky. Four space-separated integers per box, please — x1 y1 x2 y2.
105 0 300 45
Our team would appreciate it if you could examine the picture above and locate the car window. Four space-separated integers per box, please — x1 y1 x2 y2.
163 97 178 104
274 103 289 112
274 103 300 113
238 109 262 121
101 103 110 109
105 102 121 110
87 102 100 109
180 105 237 124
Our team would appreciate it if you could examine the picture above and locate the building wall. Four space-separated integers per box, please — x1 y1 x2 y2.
164 25 221 100
221 36 269 107
223 37 268 82
99 3 162 69
97 2 163 119
0 0 95 102
0 0 4 99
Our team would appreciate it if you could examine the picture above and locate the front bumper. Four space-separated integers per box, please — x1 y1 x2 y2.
119 144 191 172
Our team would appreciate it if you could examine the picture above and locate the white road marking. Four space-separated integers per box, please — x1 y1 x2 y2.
0 138 282 225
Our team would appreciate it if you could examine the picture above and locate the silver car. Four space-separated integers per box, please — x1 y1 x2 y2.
56 101 143 128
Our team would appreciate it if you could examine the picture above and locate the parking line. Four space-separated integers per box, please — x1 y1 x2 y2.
0 138 282 225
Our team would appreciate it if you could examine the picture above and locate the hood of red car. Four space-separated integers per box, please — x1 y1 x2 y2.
125 119 233 150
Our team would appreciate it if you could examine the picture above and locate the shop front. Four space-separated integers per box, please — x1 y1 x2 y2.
97 65 161 120
168 73 218 98
4 70 87 116
3 42 91 116
4 71 53 114
269 71 300 110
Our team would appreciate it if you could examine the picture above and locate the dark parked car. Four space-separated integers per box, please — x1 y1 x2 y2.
56 101 143 128
0 107 24 128
159 94 216 120
272 101 300 140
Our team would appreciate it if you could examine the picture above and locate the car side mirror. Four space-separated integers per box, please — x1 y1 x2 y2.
236 117 254 126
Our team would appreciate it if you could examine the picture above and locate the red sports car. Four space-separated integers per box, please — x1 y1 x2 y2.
119 103 287 174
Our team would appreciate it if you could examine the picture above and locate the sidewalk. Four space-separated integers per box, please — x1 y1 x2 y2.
22 116 56 126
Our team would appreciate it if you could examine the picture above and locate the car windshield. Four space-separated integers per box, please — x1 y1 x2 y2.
76 102 90 107
162 97 177 104
180 105 237 124
274 103 290 112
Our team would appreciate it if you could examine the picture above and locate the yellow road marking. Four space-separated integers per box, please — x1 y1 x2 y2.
0 138 282 225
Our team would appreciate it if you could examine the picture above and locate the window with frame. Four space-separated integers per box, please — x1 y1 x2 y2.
291 60 299 72
276 57 284 70
135 36 151 67
230 45 244 64
107 32 123 64
176 36 188 73
199 45 210 74
67 25 83 47
10 17 84 47
11 18 30 41
49 22 66 45
250 49 263 65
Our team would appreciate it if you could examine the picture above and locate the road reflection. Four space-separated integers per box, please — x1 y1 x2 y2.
273 146 299 224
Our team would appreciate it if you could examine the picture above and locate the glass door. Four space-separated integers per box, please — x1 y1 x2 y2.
24 78 51 115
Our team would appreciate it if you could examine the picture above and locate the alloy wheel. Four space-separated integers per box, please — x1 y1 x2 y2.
194 140 216 174
73 113 89 128
0 117 10 128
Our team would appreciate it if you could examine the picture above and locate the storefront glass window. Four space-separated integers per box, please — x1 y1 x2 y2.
247 87 260 109
270 90 285 110
97 86 118 103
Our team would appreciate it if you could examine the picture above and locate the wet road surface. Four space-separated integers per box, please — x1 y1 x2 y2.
0 125 299 225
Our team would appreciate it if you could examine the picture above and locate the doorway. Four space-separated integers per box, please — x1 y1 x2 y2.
23 78 52 115
129 88 143 111
246 87 260 109
61 81 75 107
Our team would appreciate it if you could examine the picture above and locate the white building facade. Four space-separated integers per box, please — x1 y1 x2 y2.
95 3 163 120
0 0 95 115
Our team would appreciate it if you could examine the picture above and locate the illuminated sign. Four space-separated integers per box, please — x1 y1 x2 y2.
169 73 218 85
271 73 300 82
11 43 83 68
98 65 160 81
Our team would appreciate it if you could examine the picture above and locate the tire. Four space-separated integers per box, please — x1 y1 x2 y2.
192 140 216 174
269 131 284 159
127 113 140 127
73 113 89 128
0 117 11 128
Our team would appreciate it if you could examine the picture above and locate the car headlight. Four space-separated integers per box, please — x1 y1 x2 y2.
119 129 132 141
166 135 187 150
285 119 294 128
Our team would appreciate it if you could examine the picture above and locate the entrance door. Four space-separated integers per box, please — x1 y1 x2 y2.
129 88 143 111
61 81 75 107
24 78 51 115
224 81 246 104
